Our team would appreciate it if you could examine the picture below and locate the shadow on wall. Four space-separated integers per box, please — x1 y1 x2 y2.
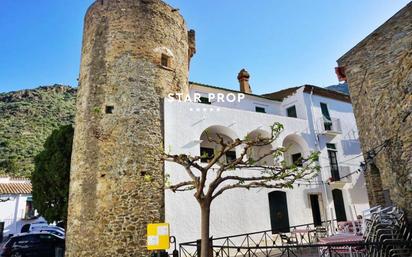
349 173 369 205
341 139 361 155
324 100 354 114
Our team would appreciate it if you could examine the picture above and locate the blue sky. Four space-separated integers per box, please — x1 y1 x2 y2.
0 0 409 94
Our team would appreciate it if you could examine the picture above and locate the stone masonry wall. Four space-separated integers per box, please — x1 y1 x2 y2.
65 0 191 256
338 2 412 221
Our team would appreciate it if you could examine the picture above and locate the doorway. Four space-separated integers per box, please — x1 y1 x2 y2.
309 194 322 226
268 191 290 233
332 189 347 221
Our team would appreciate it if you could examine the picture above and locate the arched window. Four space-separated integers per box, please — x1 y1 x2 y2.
199 126 237 164
282 135 309 167
246 130 274 166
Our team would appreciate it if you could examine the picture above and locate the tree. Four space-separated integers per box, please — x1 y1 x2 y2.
32 125 74 227
163 123 320 257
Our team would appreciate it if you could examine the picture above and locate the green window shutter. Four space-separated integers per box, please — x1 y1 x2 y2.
320 103 331 121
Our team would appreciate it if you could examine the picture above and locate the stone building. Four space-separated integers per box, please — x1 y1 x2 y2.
65 0 195 256
337 2 412 221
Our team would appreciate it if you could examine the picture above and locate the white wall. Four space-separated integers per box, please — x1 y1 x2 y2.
163 86 370 244
280 87 308 120
0 194 31 236
302 92 369 220
164 100 322 244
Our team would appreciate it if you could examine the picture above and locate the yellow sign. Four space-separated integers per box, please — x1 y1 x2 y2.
147 223 170 250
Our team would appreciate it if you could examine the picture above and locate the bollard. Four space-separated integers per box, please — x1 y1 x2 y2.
172 249 178 257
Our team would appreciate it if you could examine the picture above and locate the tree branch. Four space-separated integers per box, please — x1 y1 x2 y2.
164 122 320 206
212 181 288 200
167 181 196 192
163 154 202 181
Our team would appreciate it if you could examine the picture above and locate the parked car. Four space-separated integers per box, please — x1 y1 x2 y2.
30 227 65 238
0 232 65 257
20 223 65 238
20 222 48 233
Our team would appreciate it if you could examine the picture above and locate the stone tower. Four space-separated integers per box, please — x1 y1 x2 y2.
337 2 412 221
65 0 195 256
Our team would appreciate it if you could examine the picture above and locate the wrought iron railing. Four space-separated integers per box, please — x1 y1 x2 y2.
179 219 412 257
179 220 336 257
180 241 412 257
318 118 342 135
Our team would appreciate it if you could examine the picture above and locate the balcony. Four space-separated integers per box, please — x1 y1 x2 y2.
328 166 351 189
329 166 340 181
318 117 342 135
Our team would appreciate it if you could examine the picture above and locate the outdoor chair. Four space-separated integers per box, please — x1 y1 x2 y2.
280 234 298 246
314 226 328 241
279 234 299 257
361 206 412 257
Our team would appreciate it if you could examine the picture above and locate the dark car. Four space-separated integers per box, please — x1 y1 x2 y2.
0 232 64 257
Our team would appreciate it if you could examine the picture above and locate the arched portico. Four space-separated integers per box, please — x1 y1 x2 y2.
246 129 275 166
199 126 237 164
282 134 310 166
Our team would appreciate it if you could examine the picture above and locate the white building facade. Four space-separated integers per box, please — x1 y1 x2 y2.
0 176 35 237
164 78 369 244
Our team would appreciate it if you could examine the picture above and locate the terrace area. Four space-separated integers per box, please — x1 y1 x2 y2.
179 206 412 257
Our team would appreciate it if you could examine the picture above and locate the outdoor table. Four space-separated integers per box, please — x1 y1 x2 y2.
319 234 364 257
291 228 315 244
337 221 362 233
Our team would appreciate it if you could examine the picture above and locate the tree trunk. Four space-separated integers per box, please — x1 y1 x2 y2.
200 201 211 257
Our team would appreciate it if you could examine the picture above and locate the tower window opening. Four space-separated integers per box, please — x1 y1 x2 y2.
105 106 114 114
161 54 170 67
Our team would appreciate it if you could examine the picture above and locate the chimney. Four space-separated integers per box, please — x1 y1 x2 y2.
237 69 252 94
335 66 347 82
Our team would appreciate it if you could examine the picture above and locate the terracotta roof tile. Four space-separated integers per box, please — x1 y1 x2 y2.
0 182 32 194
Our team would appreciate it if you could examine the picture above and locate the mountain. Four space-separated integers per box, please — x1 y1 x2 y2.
326 83 349 95
0 85 76 177
0 82 350 178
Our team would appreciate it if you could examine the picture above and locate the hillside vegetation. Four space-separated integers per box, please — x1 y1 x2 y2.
0 85 76 177
0 83 348 178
